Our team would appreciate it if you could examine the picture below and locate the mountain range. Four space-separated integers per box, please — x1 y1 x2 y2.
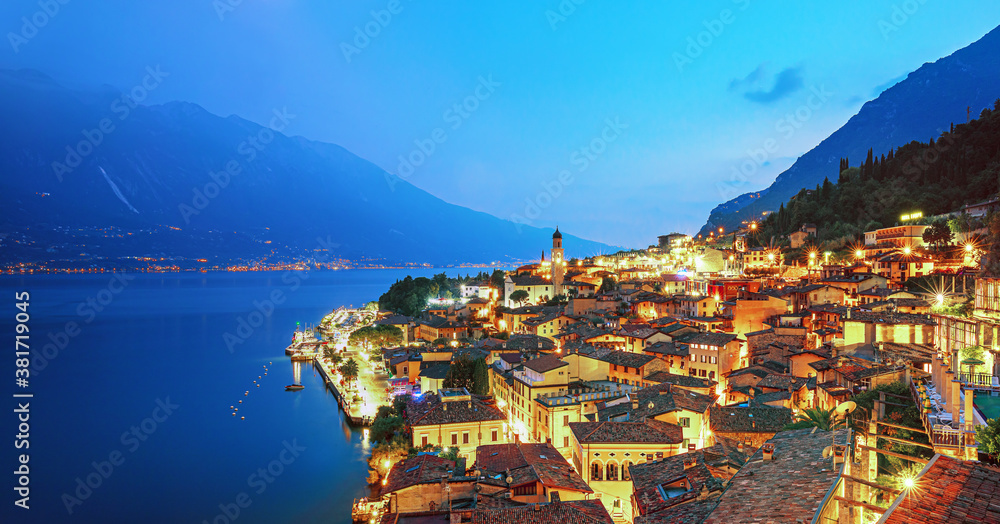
699 24 1000 236
0 69 618 267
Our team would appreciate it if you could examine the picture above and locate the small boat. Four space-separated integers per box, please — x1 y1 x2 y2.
285 384 305 391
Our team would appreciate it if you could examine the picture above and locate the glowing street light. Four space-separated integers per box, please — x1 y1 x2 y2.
902 477 915 489
966 243 975 253
903 246 912 255
936 294 944 305
855 249 864 259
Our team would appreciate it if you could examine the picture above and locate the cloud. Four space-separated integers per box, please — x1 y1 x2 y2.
730 64 804 104
728 63 769 92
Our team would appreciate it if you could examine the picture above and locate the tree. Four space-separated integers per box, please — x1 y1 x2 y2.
976 416 1000 458
370 409 404 443
349 324 404 350
599 277 617 294
339 358 360 383
367 435 411 484
322 347 336 360
784 408 844 431
471 358 490 395
922 219 953 250
509 289 529 306
439 446 460 462
444 354 475 390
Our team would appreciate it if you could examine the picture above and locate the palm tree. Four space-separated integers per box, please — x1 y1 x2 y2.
339 358 360 385
323 347 336 361
789 408 845 431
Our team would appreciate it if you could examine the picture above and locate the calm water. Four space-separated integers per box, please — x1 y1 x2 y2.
0 269 456 524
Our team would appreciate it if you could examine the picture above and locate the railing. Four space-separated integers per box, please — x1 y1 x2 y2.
931 426 961 448
956 372 998 388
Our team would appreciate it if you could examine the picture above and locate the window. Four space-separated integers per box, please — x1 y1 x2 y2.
623 461 632 481
690 354 696 361
710 356 717 364
564 436 570 448
563 415 570 426
700 355 706 363
607 462 619 481
421 435 428 447
679 417 690 428
492 430 498 442
699 369 707 377
591 463 603 481
451 433 458 446
463 432 469 444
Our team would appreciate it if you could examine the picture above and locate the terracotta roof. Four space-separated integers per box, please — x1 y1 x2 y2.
522 354 568 373
643 341 689 357
708 406 792 433
475 442 592 494
882 454 1000 524
382 454 456 493
600 350 658 369
509 275 552 286
644 371 713 390
471 499 613 524
685 332 738 347
570 419 683 444
629 451 725 518
703 428 849 524
406 393 505 427
635 495 722 524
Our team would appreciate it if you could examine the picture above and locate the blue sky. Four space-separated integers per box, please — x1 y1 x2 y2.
3 0 1000 247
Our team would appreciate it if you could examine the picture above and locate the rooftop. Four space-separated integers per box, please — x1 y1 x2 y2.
471 499 613 524
880 454 1000 524
709 406 793 433
703 428 849 524
475 442 592 494
570 419 684 445
406 392 505 426
522 354 568 373
382 454 457 494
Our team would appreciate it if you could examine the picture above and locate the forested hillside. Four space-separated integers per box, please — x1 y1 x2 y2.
750 99 1000 248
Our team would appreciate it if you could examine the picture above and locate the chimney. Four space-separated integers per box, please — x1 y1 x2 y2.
550 492 561 503
762 443 775 461
683 456 697 470
443 403 448 411
632 399 639 410
737 442 744 453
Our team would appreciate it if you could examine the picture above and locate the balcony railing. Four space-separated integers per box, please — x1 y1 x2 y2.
956 371 998 388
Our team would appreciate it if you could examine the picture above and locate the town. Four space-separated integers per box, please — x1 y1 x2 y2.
300 202 1000 524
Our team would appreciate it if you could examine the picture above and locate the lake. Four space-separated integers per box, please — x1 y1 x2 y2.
0 268 469 524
